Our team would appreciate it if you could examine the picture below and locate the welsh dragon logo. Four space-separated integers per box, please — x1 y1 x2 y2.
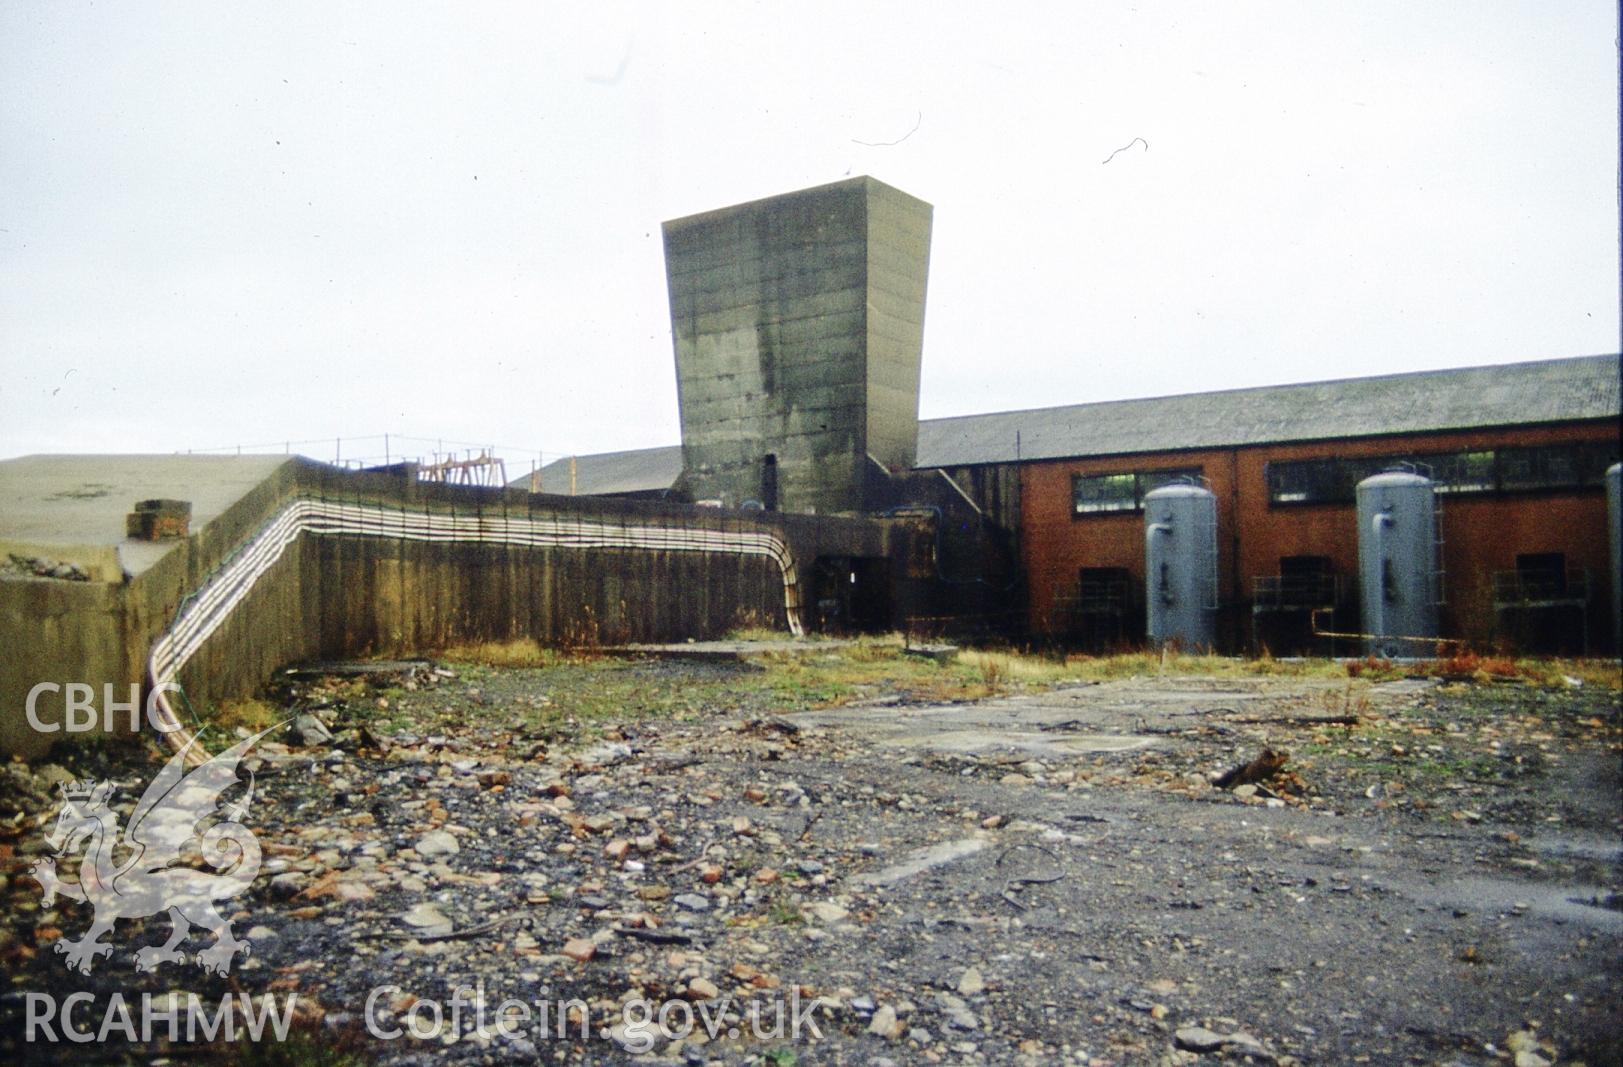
28 728 274 976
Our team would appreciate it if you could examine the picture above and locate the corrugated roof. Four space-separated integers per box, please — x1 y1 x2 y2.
508 445 685 496
508 354 1620 493
915 354 1620 467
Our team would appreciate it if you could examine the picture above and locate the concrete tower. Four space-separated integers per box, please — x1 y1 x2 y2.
663 176 932 514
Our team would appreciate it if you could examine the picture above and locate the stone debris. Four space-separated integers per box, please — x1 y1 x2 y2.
1506 1028 1558 1067
2 654 1615 1067
1174 1023 1278 1059
936 991 980 1031
413 829 460 857
3 554 91 581
852 836 989 887
289 712 334 746
805 901 849 924
267 871 307 899
1173 1025 1229 1052
398 903 452 937
867 1003 902 1038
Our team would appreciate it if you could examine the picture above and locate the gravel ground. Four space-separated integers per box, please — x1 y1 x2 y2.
1 650 1618 1066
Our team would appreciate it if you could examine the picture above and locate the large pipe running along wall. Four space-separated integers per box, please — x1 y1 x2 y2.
147 497 804 764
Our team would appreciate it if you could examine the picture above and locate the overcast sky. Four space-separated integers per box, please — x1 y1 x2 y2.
2 2 1617 468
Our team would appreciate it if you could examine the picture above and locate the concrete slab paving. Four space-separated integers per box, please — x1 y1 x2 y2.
795 675 1345 758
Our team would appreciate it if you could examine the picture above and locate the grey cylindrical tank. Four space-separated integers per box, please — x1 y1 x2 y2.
1356 470 1439 656
1607 463 1621 651
1144 483 1218 650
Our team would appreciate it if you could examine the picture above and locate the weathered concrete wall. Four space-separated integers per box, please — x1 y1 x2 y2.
665 177 931 515
1 458 313 756
928 463 1022 537
2 458 929 758
864 180 932 476
0 578 126 757
140 459 315 717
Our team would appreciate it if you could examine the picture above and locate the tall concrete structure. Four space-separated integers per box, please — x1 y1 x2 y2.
664 177 931 515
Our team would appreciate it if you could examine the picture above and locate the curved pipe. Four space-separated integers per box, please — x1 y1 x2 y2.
147 496 805 764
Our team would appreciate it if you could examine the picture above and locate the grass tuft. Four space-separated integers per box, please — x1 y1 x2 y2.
436 639 570 668
329 635 1619 754
210 697 284 734
725 625 793 642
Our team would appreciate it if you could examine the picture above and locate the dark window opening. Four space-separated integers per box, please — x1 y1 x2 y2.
762 454 778 511
1078 567 1132 614
1494 551 1590 654
1254 555 1339 608
1067 567 1136 650
1279 555 1337 606
810 555 890 634
1266 441 1618 506
1515 552 1568 598
1073 467 1202 516
1252 556 1343 654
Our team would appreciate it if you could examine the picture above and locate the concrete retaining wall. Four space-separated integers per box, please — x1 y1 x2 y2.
2 458 925 758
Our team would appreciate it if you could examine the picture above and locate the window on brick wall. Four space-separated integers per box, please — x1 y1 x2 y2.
1266 441 1619 506
1072 472 1137 514
1430 450 1496 494
1499 446 1581 491
1266 458 1353 504
1073 468 1202 515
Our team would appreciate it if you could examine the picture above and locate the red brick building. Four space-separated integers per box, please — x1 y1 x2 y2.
922 355 1620 653
525 354 1620 653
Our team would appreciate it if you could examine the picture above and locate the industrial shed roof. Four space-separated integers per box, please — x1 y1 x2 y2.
915 353 1620 467
509 354 1620 494
512 445 686 497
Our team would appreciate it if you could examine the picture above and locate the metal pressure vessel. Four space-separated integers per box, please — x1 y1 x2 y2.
1356 470 1439 656
1144 482 1218 650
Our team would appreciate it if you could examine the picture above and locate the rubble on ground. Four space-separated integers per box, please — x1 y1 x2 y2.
1 651 1617 1065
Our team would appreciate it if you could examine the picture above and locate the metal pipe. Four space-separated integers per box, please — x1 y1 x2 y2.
1309 609 1464 651
145 496 809 762
1369 508 1395 642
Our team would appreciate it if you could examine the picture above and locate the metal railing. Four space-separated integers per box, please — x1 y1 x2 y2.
1491 568 1590 606
1252 573 1343 610
1076 576 1132 614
